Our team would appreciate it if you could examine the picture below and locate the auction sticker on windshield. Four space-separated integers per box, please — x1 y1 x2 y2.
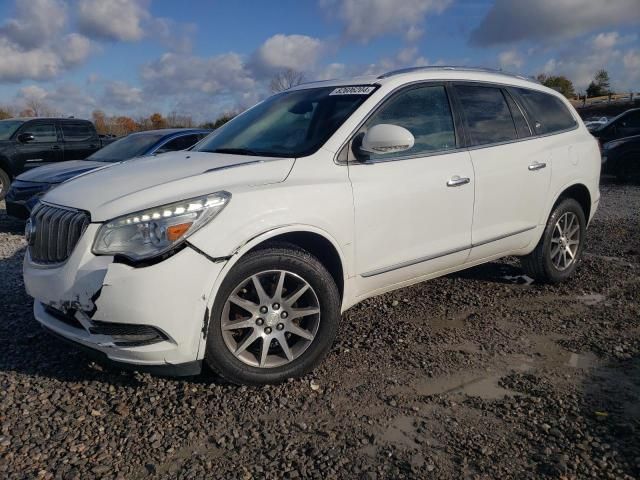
330 86 376 95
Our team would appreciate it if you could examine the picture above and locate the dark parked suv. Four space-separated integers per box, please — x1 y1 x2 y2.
5 128 211 219
0 117 114 199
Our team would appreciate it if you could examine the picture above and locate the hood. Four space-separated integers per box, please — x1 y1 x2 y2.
16 160 107 183
42 151 295 222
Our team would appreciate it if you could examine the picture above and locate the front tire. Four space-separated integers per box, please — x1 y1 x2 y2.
0 168 10 200
520 198 586 284
204 244 341 385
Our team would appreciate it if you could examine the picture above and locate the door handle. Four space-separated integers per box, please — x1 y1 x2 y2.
528 161 546 171
51 145 61 150
447 175 470 187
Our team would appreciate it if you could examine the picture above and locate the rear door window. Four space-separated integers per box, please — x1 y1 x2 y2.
514 88 577 134
455 85 517 146
62 123 95 142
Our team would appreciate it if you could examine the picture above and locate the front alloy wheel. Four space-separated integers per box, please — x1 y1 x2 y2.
205 244 340 385
221 270 321 368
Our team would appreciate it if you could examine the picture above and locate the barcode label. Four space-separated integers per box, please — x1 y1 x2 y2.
329 86 376 96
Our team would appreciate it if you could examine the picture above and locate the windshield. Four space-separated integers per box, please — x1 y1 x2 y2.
0 120 24 141
87 132 165 162
195 86 376 157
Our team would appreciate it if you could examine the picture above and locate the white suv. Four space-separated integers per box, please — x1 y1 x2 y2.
23 67 601 385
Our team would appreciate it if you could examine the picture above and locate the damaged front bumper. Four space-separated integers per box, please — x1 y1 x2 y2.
23 224 227 374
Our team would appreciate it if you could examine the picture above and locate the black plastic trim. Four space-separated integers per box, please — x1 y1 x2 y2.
42 326 203 377
113 242 188 268
187 242 231 263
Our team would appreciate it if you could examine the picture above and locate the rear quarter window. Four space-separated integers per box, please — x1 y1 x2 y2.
455 85 517 146
514 88 577 135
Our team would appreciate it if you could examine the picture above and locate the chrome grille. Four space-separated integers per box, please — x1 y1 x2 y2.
29 203 90 265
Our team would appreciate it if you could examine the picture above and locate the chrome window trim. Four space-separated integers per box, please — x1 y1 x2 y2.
333 79 579 166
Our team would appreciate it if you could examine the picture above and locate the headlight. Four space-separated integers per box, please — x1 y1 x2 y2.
92 192 231 260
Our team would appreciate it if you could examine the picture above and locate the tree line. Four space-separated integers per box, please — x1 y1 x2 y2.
0 103 239 136
90 110 241 136
536 69 625 100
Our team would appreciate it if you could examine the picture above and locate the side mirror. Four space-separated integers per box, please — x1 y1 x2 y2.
18 132 35 143
360 124 415 155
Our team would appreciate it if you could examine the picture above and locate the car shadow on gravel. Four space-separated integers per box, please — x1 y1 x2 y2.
450 259 534 285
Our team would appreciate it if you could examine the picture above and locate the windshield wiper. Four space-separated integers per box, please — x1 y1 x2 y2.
208 147 269 157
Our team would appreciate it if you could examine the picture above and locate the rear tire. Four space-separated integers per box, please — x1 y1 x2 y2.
520 198 586 284
0 168 10 200
204 244 341 385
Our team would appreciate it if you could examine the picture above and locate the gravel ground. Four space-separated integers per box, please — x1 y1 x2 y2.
1 183 639 479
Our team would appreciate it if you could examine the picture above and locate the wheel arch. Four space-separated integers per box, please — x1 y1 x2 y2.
246 230 345 302
206 225 349 306
0 155 13 178
551 182 592 221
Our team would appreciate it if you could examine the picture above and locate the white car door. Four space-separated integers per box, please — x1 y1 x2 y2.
347 84 475 297
452 84 552 261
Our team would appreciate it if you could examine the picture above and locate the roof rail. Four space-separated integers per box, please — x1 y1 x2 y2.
377 66 538 83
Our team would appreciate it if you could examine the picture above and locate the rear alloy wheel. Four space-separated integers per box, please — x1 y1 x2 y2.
205 245 340 385
549 211 581 271
0 168 10 200
520 198 586 284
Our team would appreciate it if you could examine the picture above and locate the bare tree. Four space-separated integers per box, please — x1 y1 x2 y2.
270 69 305 93
23 96 48 117
166 111 194 128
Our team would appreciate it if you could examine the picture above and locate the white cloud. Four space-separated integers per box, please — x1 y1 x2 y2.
77 0 149 42
471 0 640 46
592 32 621 50
499 49 524 70
149 17 196 53
16 83 97 117
59 33 92 66
623 50 640 71
321 0 450 43
254 34 325 72
0 0 67 49
0 38 61 82
539 32 625 91
622 49 640 90
405 25 424 43
103 81 144 109
141 52 257 97
0 1 93 82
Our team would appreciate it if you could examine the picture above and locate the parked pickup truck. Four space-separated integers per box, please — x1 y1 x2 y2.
0 118 116 199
